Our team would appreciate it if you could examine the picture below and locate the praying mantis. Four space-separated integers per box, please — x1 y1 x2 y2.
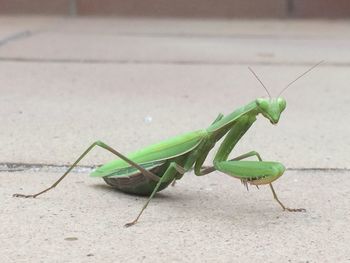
13 62 322 227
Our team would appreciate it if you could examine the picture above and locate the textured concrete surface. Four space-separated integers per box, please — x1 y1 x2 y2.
1 17 350 262
2 170 350 262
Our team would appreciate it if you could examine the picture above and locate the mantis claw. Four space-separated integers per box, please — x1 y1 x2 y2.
124 221 137 228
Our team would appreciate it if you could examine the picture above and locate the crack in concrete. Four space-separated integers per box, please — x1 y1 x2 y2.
0 162 348 173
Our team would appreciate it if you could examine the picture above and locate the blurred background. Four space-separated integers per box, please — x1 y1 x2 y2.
0 0 350 18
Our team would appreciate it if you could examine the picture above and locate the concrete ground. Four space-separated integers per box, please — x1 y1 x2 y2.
0 16 349 262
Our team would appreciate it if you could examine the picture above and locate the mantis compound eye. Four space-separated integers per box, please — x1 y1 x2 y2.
277 97 286 112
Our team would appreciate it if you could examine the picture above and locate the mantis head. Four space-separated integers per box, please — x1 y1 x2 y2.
256 97 286 124
248 61 323 124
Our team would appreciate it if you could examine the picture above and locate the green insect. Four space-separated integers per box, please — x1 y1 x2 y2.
13 62 322 227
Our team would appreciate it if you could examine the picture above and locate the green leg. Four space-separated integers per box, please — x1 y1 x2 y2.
214 157 305 213
170 115 223 188
13 140 159 199
125 162 185 227
198 150 262 175
171 113 224 187
215 160 285 185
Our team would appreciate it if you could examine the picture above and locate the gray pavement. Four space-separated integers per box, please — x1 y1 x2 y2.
1 16 349 262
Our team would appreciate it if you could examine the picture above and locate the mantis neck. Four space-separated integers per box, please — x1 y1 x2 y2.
207 100 259 134
191 100 261 174
206 100 260 164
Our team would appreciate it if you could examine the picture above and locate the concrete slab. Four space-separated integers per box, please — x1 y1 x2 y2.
36 18 350 38
1 169 349 262
0 62 349 168
0 31 349 65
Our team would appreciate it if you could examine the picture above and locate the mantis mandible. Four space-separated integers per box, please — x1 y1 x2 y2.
14 62 322 227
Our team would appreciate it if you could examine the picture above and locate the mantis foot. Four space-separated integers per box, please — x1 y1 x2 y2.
124 220 138 228
12 193 36 198
284 207 306 212
269 184 306 213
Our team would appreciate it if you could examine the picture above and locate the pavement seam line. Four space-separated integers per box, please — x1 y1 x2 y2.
0 162 348 173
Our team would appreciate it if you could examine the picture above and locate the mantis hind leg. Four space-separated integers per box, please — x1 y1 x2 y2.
125 162 185 227
13 141 159 199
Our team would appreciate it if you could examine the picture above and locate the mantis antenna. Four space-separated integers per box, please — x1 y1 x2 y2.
278 60 324 97
248 67 271 98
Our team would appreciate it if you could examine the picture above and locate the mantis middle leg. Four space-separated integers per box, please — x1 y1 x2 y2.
125 162 185 227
